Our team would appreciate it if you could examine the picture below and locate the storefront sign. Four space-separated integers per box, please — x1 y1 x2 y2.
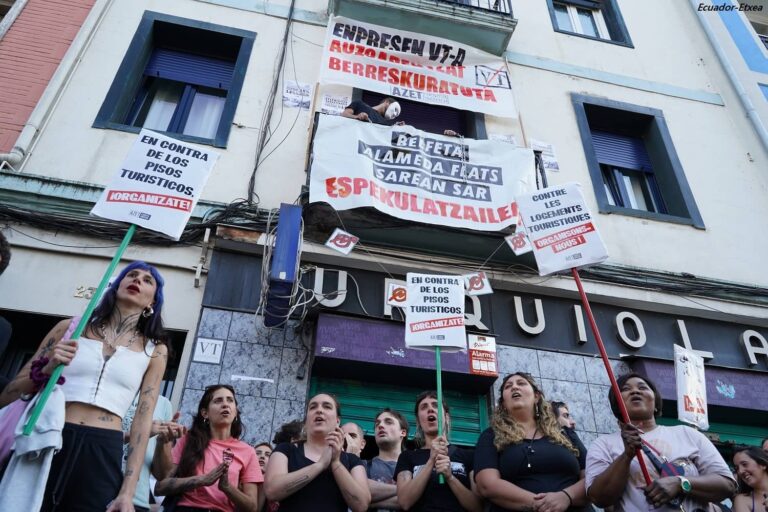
468 334 498 377
674 345 709 429
405 273 466 351
91 129 219 240
320 16 518 118
516 182 609 275
310 115 534 231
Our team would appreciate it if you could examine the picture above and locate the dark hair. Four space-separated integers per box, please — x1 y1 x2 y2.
382 97 396 105
608 373 663 420
253 442 273 450
762 438 768 448
273 420 303 445
733 446 768 492
375 408 409 450
0 230 10 276
177 385 243 478
413 390 450 447
305 392 342 419
90 261 167 345
551 401 567 417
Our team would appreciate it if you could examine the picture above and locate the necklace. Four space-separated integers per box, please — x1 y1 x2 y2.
99 323 140 350
525 427 538 469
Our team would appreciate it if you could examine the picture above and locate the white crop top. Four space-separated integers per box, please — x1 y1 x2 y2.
60 336 156 418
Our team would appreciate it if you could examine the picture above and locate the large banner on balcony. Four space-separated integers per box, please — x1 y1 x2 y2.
309 115 534 231
320 16 517 118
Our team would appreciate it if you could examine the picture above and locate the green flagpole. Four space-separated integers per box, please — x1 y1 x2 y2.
23 224 137 436
435 346 445 485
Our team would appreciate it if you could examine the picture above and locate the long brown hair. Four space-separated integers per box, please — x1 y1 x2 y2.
491 373 578 456
177 385 243 477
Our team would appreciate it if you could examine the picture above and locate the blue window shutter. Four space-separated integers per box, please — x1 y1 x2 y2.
145 48 235 90
591 130 653 171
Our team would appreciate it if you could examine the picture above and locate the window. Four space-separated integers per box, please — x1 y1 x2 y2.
94 12 255 148
572 94 704 228
547 0 632 47
749 20 768 51
0 0 16 22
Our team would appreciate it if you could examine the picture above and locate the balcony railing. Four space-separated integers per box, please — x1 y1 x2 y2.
438 0 512 16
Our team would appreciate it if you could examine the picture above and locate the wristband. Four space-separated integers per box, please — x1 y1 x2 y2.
29 357 66 392
561 489 573 506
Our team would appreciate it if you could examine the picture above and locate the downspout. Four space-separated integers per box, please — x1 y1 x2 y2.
0 0 115 170
690 0 768 154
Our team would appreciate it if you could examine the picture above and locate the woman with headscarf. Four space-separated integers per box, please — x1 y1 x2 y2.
475 372 589 512
155 384 261 511
586 372 736 511
395 390 483 512
0 261 169 512
264 392 370 512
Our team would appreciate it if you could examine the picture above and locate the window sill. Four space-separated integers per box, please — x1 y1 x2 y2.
552 28 634 48
599 204 704 229
93 121 225 148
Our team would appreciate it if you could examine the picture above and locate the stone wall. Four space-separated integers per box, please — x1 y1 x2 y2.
178 307 309 445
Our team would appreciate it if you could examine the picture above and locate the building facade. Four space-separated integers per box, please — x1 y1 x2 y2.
0 0 767 453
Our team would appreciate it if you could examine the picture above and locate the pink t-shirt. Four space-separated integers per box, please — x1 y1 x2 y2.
172 434 263 511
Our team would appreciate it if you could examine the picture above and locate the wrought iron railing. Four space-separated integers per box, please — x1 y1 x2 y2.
437 0 513 16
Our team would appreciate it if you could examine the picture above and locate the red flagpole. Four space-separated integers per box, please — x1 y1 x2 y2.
571 268 652 485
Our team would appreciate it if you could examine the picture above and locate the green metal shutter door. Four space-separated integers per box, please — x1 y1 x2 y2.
310 377 489 446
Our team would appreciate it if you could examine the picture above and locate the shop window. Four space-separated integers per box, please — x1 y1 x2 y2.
547 0 633 47
94 11 255 148
360 90 486 139
572 94 704 228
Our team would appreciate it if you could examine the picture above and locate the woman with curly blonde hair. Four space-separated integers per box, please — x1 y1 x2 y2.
475 372 590 512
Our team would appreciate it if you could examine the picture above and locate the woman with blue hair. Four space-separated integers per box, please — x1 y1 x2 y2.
0 261 169 512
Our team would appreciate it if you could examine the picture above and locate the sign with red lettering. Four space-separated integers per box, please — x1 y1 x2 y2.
325 228 359 255
320 16 518 118
674 345 709 430
463 272 493 296
405 273 466 351
91 129 219 240
310 115 534 231
515 183 608 275
468 334 498 376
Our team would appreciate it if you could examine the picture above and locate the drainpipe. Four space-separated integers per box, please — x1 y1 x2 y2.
690 0 768 154
0 0 115 170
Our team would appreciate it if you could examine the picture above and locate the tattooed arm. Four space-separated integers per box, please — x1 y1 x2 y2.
0 319 72 408
155 463 229 497
107 343 168 512
263 448 331 502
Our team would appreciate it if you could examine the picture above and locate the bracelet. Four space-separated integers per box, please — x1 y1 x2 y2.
561 489 573 506
29 357 65 392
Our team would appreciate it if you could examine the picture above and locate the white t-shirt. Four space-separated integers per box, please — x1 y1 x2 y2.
585 425 734 512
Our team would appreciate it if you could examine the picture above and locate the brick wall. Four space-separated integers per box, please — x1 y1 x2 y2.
0 0 95 152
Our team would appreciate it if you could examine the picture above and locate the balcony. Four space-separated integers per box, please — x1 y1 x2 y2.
329 0 518 56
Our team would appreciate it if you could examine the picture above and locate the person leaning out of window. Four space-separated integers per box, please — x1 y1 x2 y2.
474 372 590 512
585 373 736 511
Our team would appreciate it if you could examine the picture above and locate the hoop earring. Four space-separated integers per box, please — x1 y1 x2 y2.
534 403 541 419
142 305 154 318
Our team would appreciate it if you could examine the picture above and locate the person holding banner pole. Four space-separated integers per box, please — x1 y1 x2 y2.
0 261 169 512
395 390 482 512
732 446 768 512
585 373 735 511
474 372 589 512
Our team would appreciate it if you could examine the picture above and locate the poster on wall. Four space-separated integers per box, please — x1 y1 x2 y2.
674 344 709 430
310 115 534 231
321 94 352 115
468 334 497 377
283 80 313 109
405 273 466 351
320 16 518 118
515 182 608 275
91 129 219 240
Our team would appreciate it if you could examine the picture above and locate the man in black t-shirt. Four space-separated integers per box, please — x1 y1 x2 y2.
341 98 401 125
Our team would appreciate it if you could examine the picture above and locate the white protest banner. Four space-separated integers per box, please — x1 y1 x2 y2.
405 273 466 351
321 94 351 115
91 130 219 240
464 272 492 296
310 115 534 231
320 16 517 118
516 182 608 276
468 334 497 377
674 345 709 430
283 80 312 109
325 227 359 255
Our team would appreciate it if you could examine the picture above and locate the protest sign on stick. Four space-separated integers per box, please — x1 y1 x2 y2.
24 130 219 435
405 273 466 483
516 183 652 484
674 345 709 430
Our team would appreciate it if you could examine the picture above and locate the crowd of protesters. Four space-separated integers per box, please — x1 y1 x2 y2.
0 256 764 512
